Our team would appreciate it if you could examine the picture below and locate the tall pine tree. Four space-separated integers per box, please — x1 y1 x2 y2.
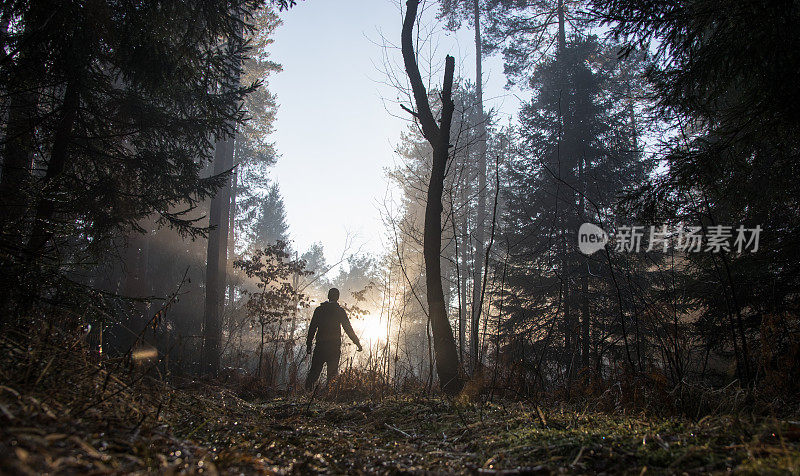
497 36 646 385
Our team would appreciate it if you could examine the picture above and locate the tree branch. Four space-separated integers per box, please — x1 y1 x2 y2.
401 0 440 144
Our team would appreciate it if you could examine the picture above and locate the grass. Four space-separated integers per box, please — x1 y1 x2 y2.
122 387 800 473
3 378 800 474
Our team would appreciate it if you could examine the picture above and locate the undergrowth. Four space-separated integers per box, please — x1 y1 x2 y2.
1 327 799 474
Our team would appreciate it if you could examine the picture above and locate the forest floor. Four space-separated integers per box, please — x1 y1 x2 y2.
2 371 800 475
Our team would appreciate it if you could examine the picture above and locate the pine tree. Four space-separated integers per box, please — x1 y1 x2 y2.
251 182 290 250
497 36 646 384
0 0 278 322
590 0 800 385
202 5 283 374
483 0 584 85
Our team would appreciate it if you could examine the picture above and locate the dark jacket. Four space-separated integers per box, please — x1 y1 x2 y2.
306 301 360 351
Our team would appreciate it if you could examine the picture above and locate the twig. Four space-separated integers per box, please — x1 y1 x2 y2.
385 422 413 439
185 417 212 439
536 405 548 427
400 103 419 118
571 446 585 466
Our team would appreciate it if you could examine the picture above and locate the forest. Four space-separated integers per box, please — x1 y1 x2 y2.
1 0 799 473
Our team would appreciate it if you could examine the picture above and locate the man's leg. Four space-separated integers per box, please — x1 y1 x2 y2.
325 351 341 387
305 348 325 391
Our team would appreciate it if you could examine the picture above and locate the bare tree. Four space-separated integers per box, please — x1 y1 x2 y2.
401 0 463 395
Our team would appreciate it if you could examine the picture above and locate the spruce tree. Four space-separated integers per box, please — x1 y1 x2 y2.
590 0 800 385
497 36 646 383
0 1 281 322
251 182 290 250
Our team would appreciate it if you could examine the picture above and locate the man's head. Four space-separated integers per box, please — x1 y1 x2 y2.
327 288 340 302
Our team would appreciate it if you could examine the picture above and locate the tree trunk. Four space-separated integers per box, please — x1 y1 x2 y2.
227 165 238 308
0 3 49 231
425 124 462 393
563 278 573 380
580 266 590 372
202 137 234 375
26 80 80 254
402 0 463 395
556 0 575 381
470 0 488 374
458 194 468 361
282 250 300 377
557 0 566 52
201 14 242 376
579 156 590 372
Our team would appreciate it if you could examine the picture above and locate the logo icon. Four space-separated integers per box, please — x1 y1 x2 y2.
578 223 608 255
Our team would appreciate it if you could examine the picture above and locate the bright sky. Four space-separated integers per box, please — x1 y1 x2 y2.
269 0 521 264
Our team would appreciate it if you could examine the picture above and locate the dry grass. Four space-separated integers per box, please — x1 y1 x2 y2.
1 329 800 474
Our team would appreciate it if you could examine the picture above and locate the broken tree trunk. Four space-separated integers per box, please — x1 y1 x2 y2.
401 0 463 396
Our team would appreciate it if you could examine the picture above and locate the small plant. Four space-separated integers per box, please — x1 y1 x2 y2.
233 241 312 381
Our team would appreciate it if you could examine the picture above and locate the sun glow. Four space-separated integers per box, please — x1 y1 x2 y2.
354 314 387 344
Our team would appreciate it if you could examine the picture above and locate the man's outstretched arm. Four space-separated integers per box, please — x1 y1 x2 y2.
340 311 362 351
306 308 320 353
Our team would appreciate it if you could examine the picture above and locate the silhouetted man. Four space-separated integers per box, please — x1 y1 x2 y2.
304 288 362 390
